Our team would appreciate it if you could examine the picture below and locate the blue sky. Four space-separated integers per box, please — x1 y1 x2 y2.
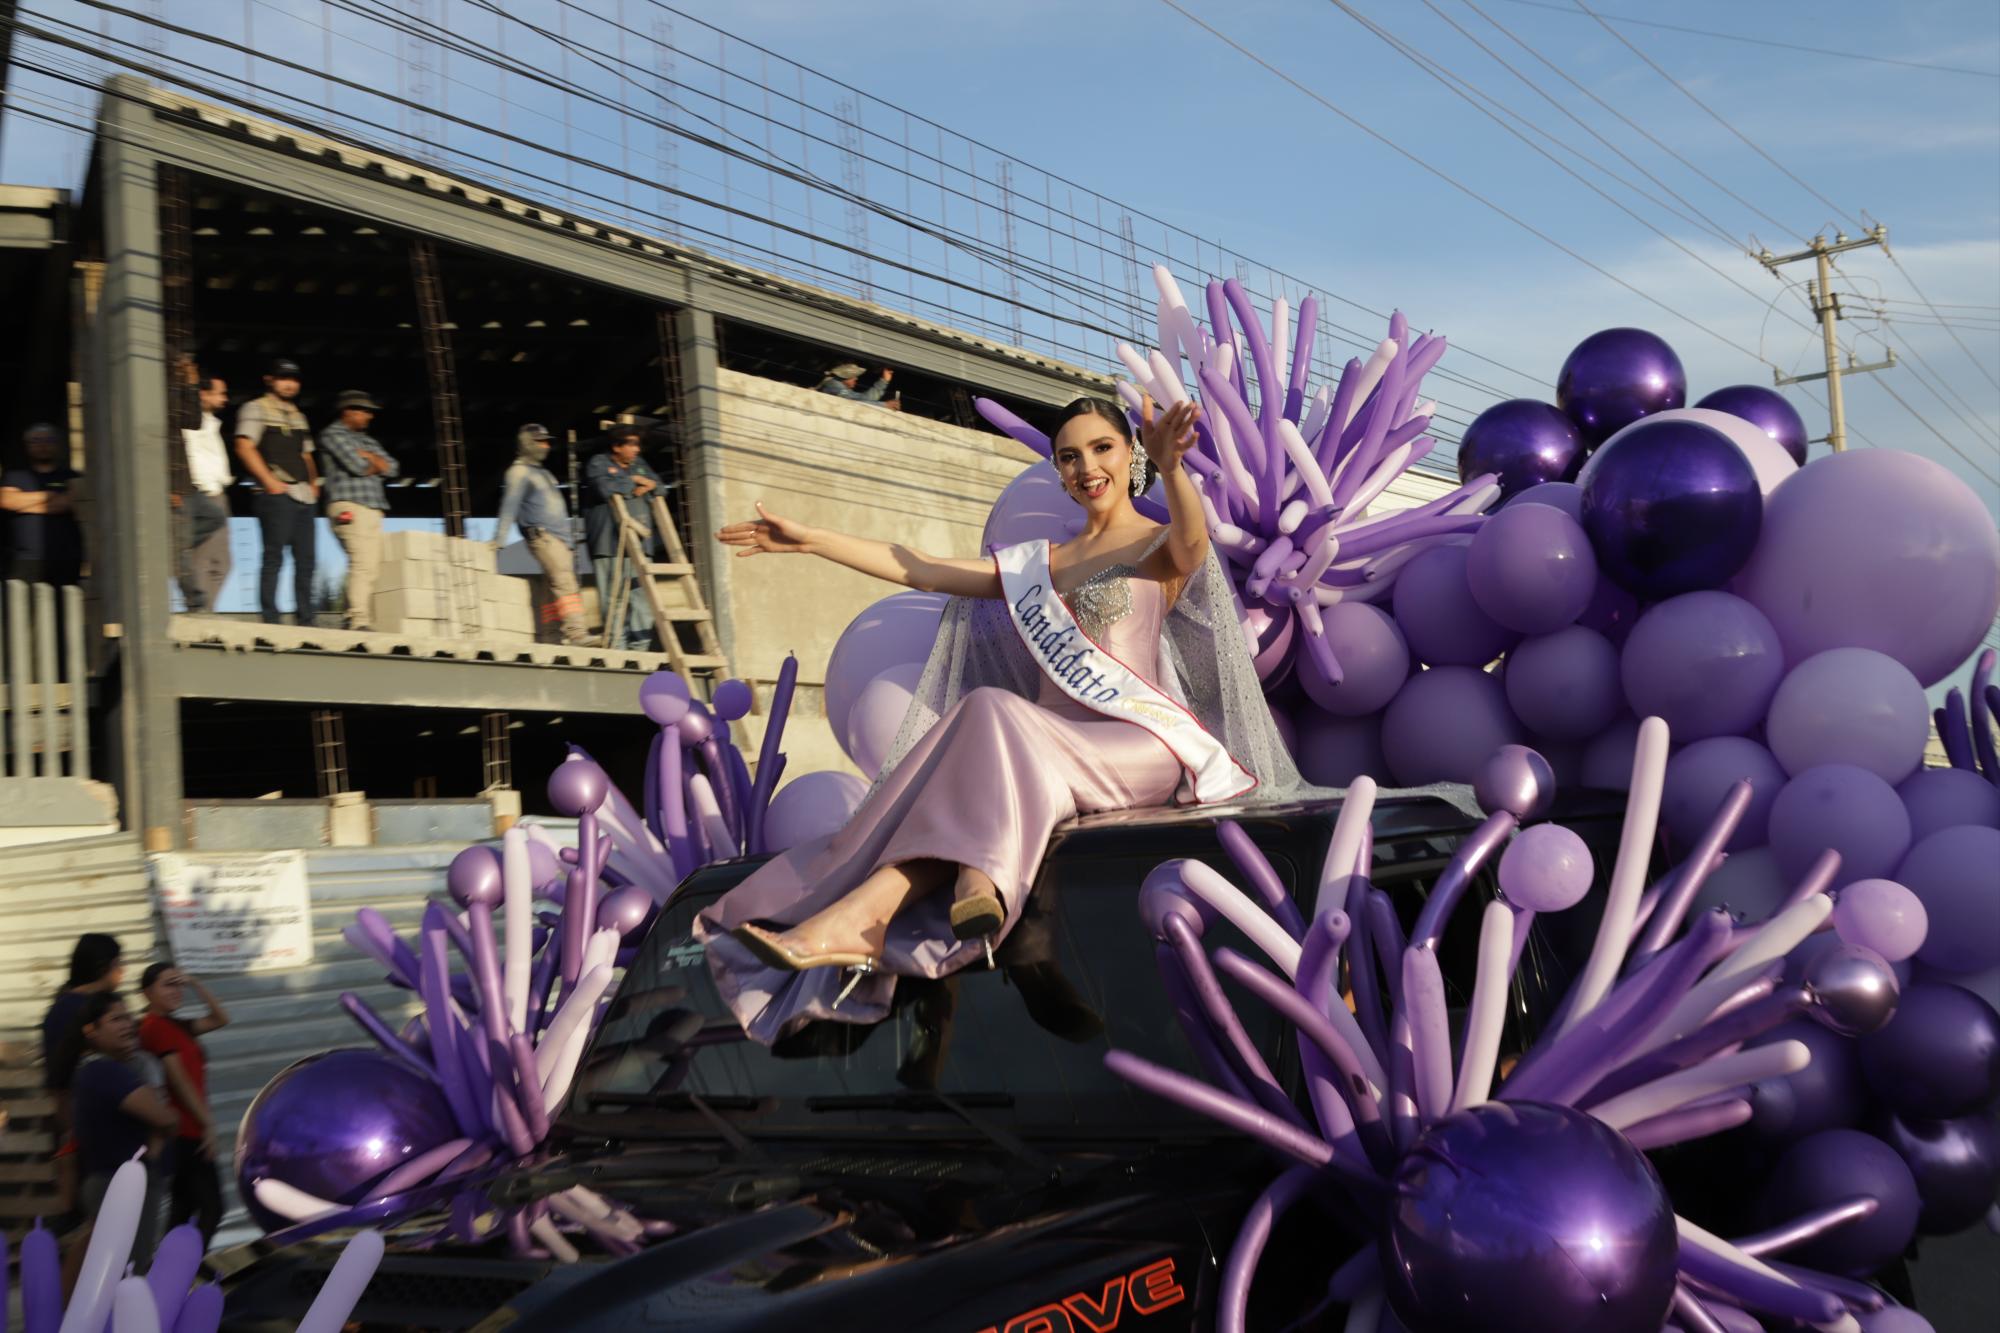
4 0 1997 664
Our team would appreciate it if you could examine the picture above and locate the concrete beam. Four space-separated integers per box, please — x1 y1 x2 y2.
95 83 183 848
113 81 1109 408
169 645 652 716
673 306 734 664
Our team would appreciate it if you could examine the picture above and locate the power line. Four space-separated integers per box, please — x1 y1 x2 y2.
1869 230 2000 395
1573 1 1867 235
1489 0 2000 80
1866 374 1999 488
1154 0 1793 370
1456 0 1806 246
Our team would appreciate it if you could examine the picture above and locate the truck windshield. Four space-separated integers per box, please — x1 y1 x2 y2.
569 848 1296 1140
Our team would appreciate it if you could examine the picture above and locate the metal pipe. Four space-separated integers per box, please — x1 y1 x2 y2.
63 584 88 778
2 581 24 775
35 582 60 775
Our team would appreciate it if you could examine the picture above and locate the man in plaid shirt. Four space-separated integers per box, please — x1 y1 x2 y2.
317 389 399 631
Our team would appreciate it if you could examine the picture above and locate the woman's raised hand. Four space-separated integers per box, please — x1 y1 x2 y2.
717 502 815 556
1138 396 1201 475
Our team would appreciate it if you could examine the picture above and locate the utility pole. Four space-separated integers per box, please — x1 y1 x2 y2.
1757 226 1895 452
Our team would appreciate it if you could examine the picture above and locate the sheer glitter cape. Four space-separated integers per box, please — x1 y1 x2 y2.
869 538 1327 805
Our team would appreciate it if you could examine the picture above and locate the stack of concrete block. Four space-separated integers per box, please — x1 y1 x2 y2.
373 531 536 643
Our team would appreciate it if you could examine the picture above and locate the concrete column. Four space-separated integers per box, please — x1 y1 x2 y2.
96 77 184 847
672 305 736 666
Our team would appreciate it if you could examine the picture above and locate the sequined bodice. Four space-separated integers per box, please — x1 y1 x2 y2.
1037 566 1166 705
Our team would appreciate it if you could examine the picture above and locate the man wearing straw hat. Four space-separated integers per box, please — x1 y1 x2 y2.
816 361 901 411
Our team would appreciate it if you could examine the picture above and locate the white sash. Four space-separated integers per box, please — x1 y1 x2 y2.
994 539 1257 806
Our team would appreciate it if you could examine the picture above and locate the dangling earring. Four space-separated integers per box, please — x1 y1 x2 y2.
1129 456 1148 496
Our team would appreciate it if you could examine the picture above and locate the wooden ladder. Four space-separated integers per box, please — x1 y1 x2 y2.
604 493 729 683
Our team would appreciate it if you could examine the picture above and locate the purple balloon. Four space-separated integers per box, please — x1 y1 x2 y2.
1458 399 1588 501
1504 479 1585 522
1767 648 1930 784
1859 1310 1937 1333
1769 763 1912 882
1392 544 1518 667
1580 419 1762 599
1859 983 2000 1119
1833 879 1929 964
445 845 504 910
824 591 947 755
843 662 921 777
1299 603 1409 716
1384 1101 1678 1333
235 1048 458 1233
676 701 714 746
1663 737 1787 853
1292 707 1386 787
1475 744 1555 820
546 758 610 817
1466 501 1599 634
1579 715 1641 791
762 770 867 853
638 670 692 726
982 463 1079 551
1243 605 1298 685
1898 767 2000 843
1621 592 1785 742
595 884 654 936
709 678 754 722
1737 450 2000 688
1505 625 1622 742
1381 666 1526 786
1897 825 2000 975
1557 326 1687 445
1876 1109 2000 1235
1498 823 1595 911
1697 384 1810 465
1747 1018 1869 1143
1759 1129 1920 1275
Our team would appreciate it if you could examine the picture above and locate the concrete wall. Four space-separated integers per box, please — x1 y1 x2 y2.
713 370 1037 777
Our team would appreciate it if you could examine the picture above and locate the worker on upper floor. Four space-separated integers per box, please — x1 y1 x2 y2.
816 361 902 411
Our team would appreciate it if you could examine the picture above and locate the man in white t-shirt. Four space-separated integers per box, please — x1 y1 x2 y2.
178 373 233 613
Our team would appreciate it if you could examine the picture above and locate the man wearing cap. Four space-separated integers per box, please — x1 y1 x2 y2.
584 425 663 651
494 424 589 646
233 359 321 625
816 362 901 410
316 389 399 632
0 422 84 585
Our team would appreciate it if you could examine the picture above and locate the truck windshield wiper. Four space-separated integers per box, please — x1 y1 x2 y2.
806 1091 1050 1175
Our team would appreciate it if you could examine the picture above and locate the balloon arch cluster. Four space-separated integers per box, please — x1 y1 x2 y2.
227 267 1998 1331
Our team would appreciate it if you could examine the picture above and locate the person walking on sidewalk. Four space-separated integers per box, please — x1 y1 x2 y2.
493 422 589 646
317 389 399 631
233 359 320 625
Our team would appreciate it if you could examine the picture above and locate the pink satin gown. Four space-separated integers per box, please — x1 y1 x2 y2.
696 567 1184 1044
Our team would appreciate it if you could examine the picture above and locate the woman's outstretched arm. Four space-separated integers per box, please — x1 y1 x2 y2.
1137 399 1210 582
718 502 1003 598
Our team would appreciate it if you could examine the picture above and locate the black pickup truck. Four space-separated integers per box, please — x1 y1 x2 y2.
210 790 1632 1332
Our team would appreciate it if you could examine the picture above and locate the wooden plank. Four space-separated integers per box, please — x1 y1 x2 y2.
0 1130 53 1154
0 1161 57 1183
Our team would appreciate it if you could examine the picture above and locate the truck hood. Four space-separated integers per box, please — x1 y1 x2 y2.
213 1134 1239 1332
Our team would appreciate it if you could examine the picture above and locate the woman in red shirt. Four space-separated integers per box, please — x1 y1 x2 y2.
138 963 231 1240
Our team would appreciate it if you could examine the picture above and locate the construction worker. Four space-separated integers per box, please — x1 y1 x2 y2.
493 423 589 646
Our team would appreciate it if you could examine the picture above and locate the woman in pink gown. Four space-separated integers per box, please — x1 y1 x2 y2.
696 397 1219 1045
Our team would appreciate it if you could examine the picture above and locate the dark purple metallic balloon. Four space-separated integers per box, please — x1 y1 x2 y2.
1474 744 1556 821
1876 1109 2000 1235
596 884 655 937
1747 1019 1869 1143
1696 384 1810 466
446 845 504 909
1759 1129 1920 1275
1383 1101 1678 1333
1805 942 1901 1037
1859 983 2000 1119
235 1048 458 1233
1557 327 1687 445
1458 399 1588 502
1579 419 1763 599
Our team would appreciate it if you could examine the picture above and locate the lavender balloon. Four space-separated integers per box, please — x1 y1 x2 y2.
1505 625 1622 742
637 669 692 726
1621 593 1785 743
1766 648 1930 784
1381 666 1525 786
1393 544 1517 667
1662 737 1787 852
1696 384 1810 465
1580 418 1762 599
1298 603 1408 716
1458 399 1588 500
1768 763 1912 882
1898 767 2000 842
1833 880 1928 964
1896 825 2000 975
1465 501 1598 634
1498 823 1594 911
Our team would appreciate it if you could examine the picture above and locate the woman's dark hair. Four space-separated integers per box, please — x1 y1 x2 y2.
49 991 125 1092
1052 397 1154 494
140 961 175 991
65 934 123 989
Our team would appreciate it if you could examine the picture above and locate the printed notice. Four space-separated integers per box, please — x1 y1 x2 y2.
151 850 317 974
